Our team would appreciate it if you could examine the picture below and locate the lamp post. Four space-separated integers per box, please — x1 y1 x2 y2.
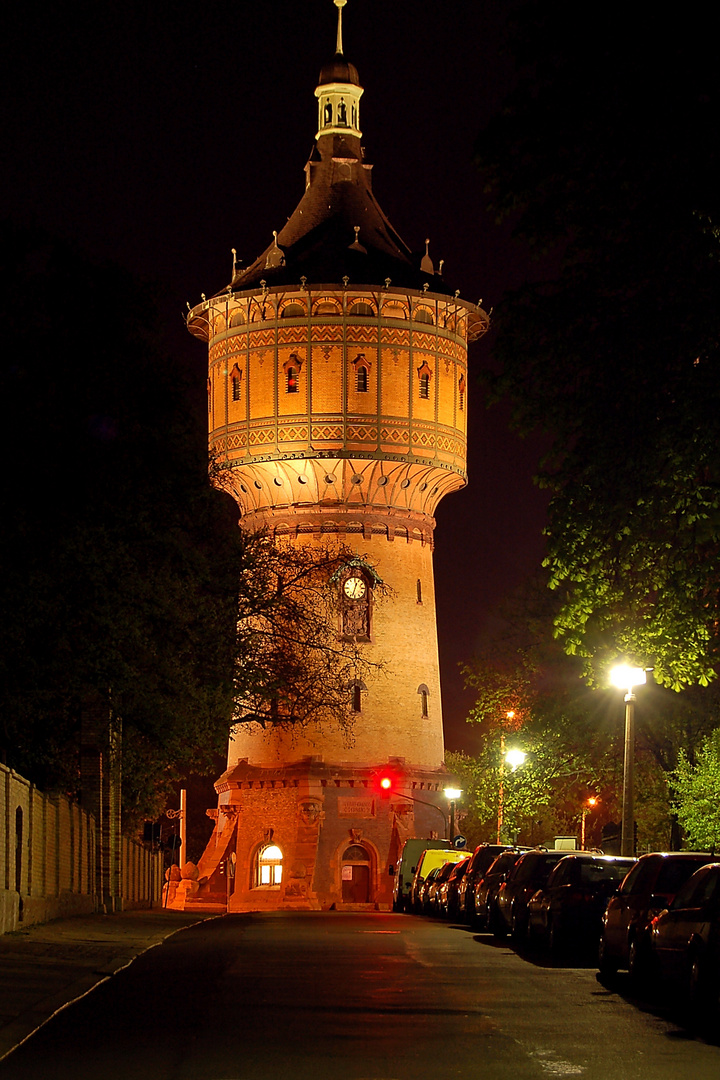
580 796 598 851
444 787 462 839
610 665 646 857
497 735 526 844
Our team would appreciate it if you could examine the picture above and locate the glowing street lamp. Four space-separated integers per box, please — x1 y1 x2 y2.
610 665 646 857
580 796 598 851
497 731 527 844
444 786 462 839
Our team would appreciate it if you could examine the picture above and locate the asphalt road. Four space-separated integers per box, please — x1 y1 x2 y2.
0 912 717 1080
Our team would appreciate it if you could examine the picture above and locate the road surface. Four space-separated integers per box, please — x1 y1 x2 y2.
1 912 717 1079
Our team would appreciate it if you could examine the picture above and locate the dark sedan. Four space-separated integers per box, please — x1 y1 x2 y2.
495 849 567 939
598 851 716 979
527 854 636 953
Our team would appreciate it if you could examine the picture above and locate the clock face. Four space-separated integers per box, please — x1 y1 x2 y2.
343 576 366 600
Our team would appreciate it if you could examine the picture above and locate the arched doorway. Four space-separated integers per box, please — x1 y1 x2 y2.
341 843 371 903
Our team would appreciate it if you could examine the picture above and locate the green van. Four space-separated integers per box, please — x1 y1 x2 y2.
393 838 454 913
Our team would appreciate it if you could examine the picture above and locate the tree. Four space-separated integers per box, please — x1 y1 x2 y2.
232 534 386 734
0 226 377 824
672 730 720 851
476 2 720 689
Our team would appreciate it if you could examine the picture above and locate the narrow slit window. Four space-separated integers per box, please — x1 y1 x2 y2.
419 373 430 399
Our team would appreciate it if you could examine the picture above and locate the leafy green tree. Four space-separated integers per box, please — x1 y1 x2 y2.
476 2 720 689
671 730 720 851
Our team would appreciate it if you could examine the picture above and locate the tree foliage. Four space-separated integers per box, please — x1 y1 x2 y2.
0 225 376 823
476 2 720 689
671 730 720 851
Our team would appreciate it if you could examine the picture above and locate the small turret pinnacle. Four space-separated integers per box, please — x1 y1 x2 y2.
335 0 347 55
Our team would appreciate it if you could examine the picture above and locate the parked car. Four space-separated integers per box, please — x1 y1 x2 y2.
425 859 461 916
417 865 444 914
495 849 567 939
456 844 516 923
526 854 636 953
393 838 454 913
598 851 717 979
473 849 526 931
437 855 471 919
647 861 720 1018
409 848 469 913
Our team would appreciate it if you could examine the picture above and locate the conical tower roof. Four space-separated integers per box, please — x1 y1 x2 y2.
226 1 453 296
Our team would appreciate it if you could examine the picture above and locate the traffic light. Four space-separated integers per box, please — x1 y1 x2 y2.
373 769 395 799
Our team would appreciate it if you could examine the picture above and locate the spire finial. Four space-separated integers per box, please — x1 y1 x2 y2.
334 0 347 55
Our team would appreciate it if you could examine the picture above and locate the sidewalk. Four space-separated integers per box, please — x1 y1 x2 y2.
0 908 216 1063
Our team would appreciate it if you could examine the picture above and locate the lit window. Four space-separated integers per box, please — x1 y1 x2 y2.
256 844 283 887
287 367 298 393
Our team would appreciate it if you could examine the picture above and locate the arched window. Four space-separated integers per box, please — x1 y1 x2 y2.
414 307 434 325
229 308 246 327
281 302 305 318
356 366 368 393
15 807 23 895
418 684 430 717
231 364 242 401
349 301 374 316
256 844 283 887
313 298 342 316
283 353 303 394
348 679 367 713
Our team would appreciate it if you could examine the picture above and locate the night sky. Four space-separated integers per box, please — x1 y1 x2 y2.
4 0 548 750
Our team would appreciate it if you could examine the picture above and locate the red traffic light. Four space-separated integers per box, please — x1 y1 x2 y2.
379 776 392 792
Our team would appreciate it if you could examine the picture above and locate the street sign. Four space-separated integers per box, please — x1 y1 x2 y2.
453 835 466 849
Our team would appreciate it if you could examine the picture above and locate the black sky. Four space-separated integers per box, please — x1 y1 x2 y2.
3 0 548 749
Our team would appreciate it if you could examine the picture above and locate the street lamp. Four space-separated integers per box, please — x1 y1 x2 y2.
444 787 462 839
580 796 598 851
497 735 526 844
610 664 646 857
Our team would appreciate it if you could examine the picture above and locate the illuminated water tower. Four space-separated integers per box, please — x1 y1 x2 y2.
187 0 488 910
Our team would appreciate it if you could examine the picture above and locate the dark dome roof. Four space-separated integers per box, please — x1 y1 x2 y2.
318 52 360 86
